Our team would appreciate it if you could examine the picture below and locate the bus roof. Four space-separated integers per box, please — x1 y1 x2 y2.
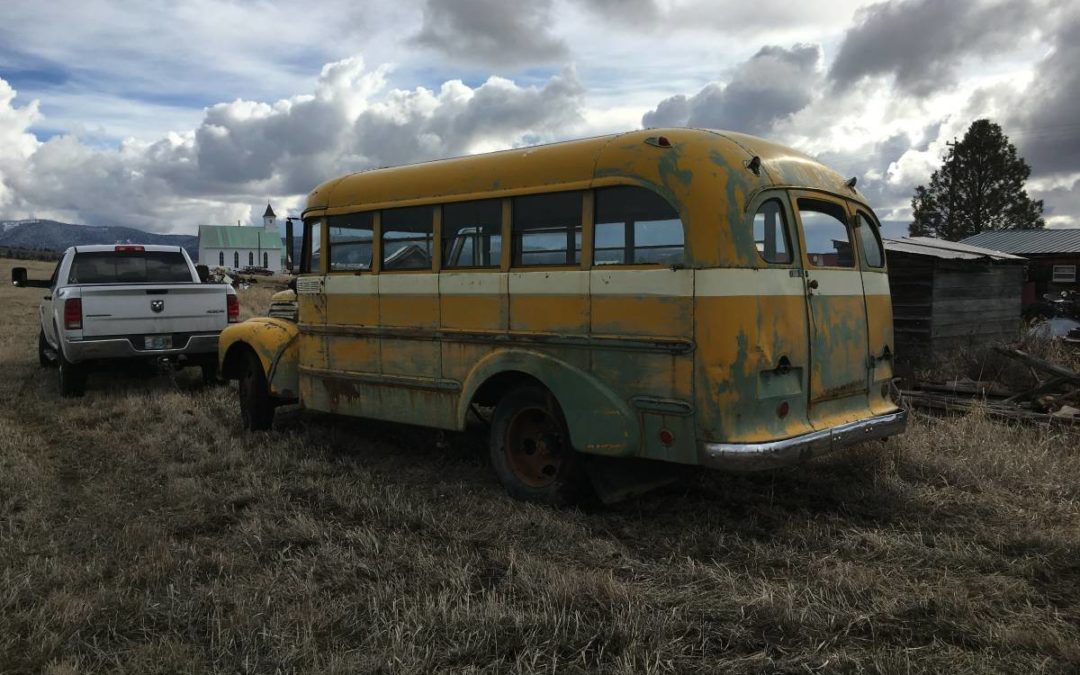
303 128 865 216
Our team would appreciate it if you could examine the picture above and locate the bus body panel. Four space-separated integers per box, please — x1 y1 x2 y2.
224 128 906 472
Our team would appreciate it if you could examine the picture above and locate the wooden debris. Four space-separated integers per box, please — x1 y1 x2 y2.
905 348 1080 426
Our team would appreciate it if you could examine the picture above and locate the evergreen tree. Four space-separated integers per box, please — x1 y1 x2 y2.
909 119 1044 240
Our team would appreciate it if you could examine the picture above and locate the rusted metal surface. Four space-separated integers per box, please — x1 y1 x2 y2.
219 317 299 399
218 128 903 470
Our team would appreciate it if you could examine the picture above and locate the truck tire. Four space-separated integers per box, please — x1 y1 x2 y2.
201 362 221 385
489 383 587 506
38 330 54 368
57 347 86 398
238 350 274 431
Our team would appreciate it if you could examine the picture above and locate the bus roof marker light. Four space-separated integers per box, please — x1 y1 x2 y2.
746 156 762 176
644 136 672 148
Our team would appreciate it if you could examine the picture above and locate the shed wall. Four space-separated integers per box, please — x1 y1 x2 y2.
929 265 1023 345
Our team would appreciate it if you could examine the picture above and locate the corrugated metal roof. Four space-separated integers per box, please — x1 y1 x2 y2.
883 236 1025 261
198 225 285 250
960 229 1080 254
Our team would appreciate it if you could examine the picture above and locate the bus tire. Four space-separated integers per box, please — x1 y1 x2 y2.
238 350 274 431
489 383 587 506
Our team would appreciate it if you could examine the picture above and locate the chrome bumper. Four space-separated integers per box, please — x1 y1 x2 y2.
700 409 908 472
63 334 220 363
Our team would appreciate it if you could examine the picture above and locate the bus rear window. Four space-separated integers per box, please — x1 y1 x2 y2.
68 251 193 284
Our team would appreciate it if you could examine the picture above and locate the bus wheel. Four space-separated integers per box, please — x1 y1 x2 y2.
238 351 274 431
489 384 585 506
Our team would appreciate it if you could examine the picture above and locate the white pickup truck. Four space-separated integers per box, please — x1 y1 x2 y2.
11 244 238 396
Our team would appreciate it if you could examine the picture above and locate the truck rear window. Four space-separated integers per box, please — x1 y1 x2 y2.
68 251 193 284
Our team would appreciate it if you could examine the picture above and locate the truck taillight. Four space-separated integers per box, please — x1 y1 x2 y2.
114 245 145 252
64 298 83 330
227 294 239 323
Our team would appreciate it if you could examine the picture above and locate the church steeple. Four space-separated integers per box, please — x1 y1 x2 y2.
262 202 277 231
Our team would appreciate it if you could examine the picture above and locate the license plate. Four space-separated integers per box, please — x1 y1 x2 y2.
144 335 172 350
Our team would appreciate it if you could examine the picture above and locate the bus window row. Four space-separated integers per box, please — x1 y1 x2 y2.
315 185 686 273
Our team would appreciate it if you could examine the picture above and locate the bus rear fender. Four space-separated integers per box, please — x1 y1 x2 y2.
219 318 300 400
459 349 640 458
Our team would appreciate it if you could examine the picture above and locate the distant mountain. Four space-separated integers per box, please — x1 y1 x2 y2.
0 219 198 259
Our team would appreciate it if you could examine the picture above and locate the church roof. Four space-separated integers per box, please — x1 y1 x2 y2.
263 203 276 218
197 224 285 250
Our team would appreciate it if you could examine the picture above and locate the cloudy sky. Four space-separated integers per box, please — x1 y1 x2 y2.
0 0 1077 237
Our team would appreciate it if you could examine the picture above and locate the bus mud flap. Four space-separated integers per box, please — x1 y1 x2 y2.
584 455 682 504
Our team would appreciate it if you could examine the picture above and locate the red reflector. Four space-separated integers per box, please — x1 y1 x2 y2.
777 401 790 419
227 294 240 323
64 298 83 330
658 428 675 447
114 245 145 252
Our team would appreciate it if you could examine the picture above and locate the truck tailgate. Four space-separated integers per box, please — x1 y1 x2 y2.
79 285 228 336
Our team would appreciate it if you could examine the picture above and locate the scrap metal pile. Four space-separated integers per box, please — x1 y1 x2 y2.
902 347 1080 426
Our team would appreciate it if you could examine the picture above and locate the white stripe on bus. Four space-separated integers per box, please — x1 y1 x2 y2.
318 268 888 297
591 268 694 296
440 272 507 295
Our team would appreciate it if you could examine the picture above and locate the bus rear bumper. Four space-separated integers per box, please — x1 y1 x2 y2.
699 409 908 472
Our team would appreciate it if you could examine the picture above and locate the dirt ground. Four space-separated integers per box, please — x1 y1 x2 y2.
1 257 1078 674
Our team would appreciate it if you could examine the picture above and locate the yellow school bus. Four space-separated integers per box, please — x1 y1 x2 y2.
219 128 906 504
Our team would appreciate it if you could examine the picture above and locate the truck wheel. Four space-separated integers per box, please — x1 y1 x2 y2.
38 331 54 368
57 348 86 398
238 351 274 431
201 362 221 385
489 384 586 506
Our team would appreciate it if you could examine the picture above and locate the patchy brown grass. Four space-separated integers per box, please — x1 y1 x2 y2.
1 257 1078 673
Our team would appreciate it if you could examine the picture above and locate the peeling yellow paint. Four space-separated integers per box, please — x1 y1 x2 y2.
219 128 902 468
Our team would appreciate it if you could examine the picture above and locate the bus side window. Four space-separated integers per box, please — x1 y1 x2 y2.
382 206 434 270
512 191 583 266
752 200 793 265
594 186 684 265
442 199 502 269
328 212 374 272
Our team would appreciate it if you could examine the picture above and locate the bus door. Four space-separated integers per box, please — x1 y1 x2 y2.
791 192 874 426
296 217 329 401
850 207 895 415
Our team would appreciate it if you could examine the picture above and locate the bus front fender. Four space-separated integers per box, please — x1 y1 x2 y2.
459 349 640 458
219 318 300 400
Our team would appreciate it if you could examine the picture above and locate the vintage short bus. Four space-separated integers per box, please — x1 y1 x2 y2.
219 128 906 504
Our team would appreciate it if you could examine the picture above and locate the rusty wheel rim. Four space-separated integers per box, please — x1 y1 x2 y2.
504 406 565 488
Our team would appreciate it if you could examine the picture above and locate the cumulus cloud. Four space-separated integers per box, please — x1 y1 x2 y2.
0 57 586 233
1006 8 1080 176
413 0 567 67
828 0 1039 97
641 44 821 134
0 80 41 208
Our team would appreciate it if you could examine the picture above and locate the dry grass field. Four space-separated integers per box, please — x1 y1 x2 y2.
1 257 1079 674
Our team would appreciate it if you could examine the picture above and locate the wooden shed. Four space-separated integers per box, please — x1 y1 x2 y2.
884 237 1027 363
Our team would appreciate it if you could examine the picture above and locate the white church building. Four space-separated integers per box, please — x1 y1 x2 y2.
197 204 287 272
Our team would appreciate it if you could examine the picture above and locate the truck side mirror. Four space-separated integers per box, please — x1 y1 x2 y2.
11 267 27 287
195 264 210 282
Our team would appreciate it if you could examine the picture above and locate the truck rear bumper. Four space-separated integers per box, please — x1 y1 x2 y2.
64 333 220 363
699 409 908 472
